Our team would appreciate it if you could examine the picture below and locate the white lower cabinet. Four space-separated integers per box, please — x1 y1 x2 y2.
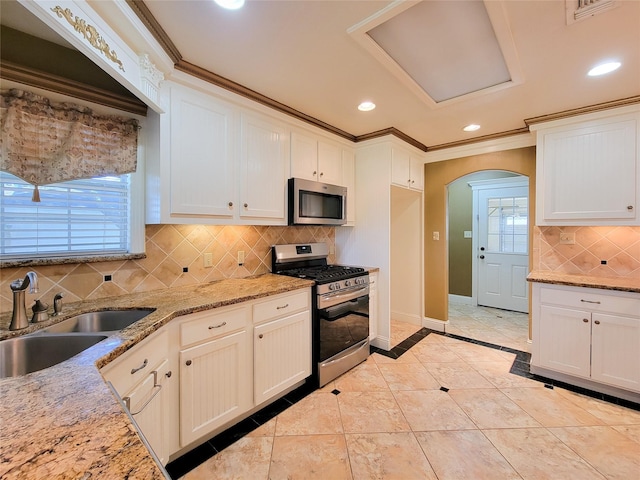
253 289 312 405
254 311 311 405
178 305 252 447
368 271 378 341
101 287 312 463
532 283 640 398
101 329 174 466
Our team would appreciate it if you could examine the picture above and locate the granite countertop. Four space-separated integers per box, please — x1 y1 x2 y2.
527 271 640 294
0 274 314 479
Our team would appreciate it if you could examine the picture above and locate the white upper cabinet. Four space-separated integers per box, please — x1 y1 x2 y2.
291 131 343 186
239 112 290 220
532 106 640 225
146 81 291 225
169 87 237 218
391 146 424 191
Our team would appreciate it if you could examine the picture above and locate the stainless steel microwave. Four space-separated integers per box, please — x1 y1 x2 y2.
288 177 347 226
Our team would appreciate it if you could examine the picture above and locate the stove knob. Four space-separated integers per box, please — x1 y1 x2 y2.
344 280 352 287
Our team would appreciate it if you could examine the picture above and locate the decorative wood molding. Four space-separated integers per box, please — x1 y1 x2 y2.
0 61 148 116
51 6 125 71
525 96 640 126
126 0 182 64
355 127 427 152
175 60 356 141
426 127 531 152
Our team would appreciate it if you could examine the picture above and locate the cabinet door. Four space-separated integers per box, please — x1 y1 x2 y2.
409 157 424 191
391 147 411 188
170 88 236 217
537 305 591 378
179 329 251 446
538 117 638 224
291 131 319 181
317 140 343 186
591 313 640 392
125 358 172 465
254 311 311 405
240 113 289 221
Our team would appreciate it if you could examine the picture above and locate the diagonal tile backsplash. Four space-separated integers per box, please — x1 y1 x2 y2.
0 225 335 313
532 226 640 278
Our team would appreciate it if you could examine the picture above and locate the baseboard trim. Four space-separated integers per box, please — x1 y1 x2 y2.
423 317 446 332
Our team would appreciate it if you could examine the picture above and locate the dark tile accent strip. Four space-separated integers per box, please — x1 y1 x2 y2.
371 328 640 412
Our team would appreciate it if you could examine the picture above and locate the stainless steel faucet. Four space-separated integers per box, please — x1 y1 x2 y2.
9 271 39 330
53 292 64 316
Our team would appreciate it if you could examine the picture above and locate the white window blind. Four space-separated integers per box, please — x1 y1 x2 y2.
0 171 130 259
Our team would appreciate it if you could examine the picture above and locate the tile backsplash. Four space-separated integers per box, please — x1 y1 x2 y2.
0 225 335 314
532 226 640 278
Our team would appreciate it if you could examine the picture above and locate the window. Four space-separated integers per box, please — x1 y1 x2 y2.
486 196 528 254
0 172 136 260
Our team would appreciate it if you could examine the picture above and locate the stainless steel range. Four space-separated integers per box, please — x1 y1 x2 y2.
272 243 369 387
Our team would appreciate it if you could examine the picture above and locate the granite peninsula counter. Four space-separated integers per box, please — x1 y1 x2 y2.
527 271 640 294
0 274 313 479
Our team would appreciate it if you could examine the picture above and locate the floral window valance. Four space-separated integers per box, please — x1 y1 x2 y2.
0 89 139 201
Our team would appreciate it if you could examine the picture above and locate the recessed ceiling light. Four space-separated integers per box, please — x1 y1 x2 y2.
463 124 481 132
587 61 621 77
358 101 376 112
214 0 245 10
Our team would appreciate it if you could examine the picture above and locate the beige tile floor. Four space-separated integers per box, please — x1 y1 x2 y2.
446 302 530 352
182 332 640 480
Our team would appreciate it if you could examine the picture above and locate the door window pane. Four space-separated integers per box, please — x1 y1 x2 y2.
486 195 528 253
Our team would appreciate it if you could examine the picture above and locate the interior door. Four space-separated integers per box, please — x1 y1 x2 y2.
477 184 529 313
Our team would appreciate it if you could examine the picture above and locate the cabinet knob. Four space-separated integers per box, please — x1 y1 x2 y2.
479 255 485 259
258 334 264 339
320 172 324 177
628 205 634 210
244 203 248 208
228 202 233 208
594 320 601 325
583 318 589 323
186 360 192 366
313 171 317 176
165 371 172 378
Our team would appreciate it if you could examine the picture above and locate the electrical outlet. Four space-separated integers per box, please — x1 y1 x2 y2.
432 232 440 241
203 253 213 268
559 232 575 245
237 250 245 265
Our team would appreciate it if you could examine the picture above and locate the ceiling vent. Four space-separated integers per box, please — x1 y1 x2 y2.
348 0 523 109
566 0 619 24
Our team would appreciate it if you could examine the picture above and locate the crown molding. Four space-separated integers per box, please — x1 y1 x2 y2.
175 60 355 141
354 127 427 152
0 60 148 116
125 0 182 64
525 96 640 126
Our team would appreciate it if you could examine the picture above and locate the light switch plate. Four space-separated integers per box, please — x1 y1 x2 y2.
463 230 472 239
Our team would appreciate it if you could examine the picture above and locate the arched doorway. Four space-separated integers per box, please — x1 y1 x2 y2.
423 146 536 347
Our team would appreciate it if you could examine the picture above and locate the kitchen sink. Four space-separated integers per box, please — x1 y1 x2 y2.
0 334 108 378
39 309 154 334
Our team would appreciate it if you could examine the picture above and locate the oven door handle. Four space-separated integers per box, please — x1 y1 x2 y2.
318 285 369 309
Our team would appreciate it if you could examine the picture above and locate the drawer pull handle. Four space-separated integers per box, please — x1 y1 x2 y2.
594 320 601 325
125 371 162 415
208 321 227 329
276 303 289 310
130 358 148 375
580 299 601 304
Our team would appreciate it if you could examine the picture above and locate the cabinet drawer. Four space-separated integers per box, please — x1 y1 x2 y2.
180 305 250 347
253 289 309 324
102 329 168 395
540 286 640 317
